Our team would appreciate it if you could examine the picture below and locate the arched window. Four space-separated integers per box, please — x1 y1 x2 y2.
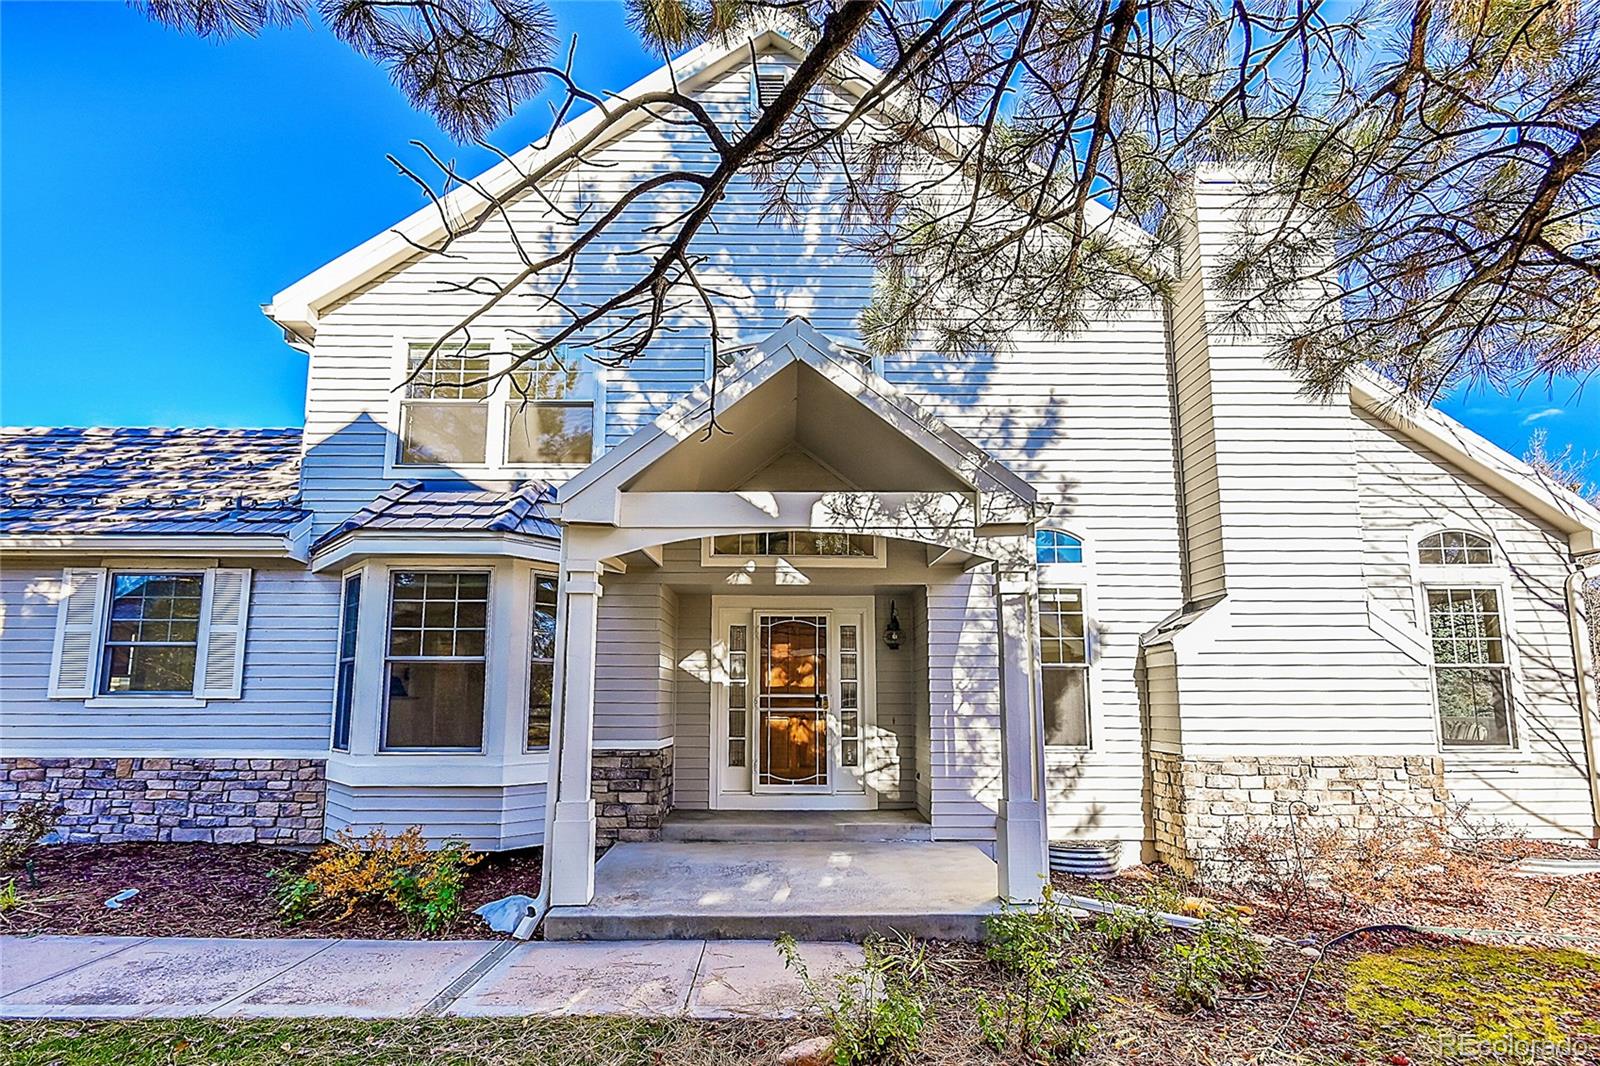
1035 529 1084 565
1417 530 1494 566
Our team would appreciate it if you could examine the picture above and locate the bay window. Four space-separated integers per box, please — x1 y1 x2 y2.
527 574 558 749
382 570 488 750
331 572 360 751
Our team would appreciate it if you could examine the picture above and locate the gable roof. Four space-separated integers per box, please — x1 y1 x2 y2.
1347 371 1600 554
558 317 1038 530
0 427 307 545
264 24 1164 345
312 480 558 552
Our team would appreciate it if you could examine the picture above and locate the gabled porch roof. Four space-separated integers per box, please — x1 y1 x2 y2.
557 319 1040 548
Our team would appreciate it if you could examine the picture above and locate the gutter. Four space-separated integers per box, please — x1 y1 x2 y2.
1565 560 1600 847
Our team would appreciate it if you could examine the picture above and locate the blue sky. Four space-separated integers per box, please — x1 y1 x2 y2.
2 1 1596 464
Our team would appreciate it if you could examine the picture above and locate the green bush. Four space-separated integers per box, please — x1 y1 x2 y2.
0 802 61 868
1163 917 1265 1012
778 933 928 1065
1088 895 1167 958
981 890 1097 1061
272 826 481 932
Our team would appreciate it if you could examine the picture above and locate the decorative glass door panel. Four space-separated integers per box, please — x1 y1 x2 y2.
756 615 829 789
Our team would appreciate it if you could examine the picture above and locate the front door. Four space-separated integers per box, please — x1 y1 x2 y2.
712 599 873 808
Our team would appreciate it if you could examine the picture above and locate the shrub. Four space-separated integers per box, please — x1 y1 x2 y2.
981 890 1097 1061
0 801 61 868
778 933 928 1065
1088 894 1167 958
1163 917 1265 1013
273 826 482 932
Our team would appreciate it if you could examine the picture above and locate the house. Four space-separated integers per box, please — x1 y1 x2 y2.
3 26 1598 938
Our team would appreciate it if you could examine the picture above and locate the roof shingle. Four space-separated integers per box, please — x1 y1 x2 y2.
0 427 306 537
313 480 558 551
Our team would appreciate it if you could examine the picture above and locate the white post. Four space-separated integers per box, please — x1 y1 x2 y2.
547 557 604 906
995 566 1048 902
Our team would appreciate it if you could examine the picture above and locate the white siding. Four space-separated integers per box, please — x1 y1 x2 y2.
1354 410 1594 836
0 562 340 756
325 780 545 849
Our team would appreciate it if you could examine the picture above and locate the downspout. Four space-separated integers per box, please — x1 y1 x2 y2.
1565 560 1600 848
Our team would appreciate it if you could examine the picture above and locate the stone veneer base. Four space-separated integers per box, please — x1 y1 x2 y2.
1149 751 1448 874
1 757 327 846
592 746 674 848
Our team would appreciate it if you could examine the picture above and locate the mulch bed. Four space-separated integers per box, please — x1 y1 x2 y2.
1 842 541 939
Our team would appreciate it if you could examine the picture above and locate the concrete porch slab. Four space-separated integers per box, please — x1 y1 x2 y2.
544 841 1001 941
0 937 333 1019
210 939 501 1018
448 940 706 1017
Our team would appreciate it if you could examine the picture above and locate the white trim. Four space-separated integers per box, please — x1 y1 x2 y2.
593 737 676 751
83 696 208 710
699 534 888 569
4 533 304 560
0 746 327 760
311 531 560 572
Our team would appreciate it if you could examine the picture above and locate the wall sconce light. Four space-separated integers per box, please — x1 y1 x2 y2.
882 601 903 650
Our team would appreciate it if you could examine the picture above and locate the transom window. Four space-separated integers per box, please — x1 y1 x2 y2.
1426 586 1515 748
1418 530 1494 566
382 571 488 750
100 573 204 695
710 532 878 558
527 574 558 750
1035 529 1084 565
396 341 601 470
1037 587 1090 747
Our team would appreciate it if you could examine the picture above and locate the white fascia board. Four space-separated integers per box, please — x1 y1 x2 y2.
266 27 1171 339
0 534 302 559
310 531 561 572
1349 370 1600 553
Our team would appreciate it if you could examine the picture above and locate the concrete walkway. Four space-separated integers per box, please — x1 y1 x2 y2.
0 935 863 1020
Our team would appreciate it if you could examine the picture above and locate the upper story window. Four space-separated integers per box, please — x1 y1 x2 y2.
101 573 205 695
395 341 602 472
1035 529 1084 565
1418 530 1495 566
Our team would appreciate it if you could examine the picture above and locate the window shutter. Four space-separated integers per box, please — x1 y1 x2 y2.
49 568 108 699
198 568 252 699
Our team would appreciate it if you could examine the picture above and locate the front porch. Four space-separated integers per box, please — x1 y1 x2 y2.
542 320 1051 934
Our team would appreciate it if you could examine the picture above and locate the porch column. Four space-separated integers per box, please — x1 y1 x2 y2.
995 566 1049 902
548 559 604 906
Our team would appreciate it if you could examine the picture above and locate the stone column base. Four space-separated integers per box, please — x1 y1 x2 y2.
591 746 674 848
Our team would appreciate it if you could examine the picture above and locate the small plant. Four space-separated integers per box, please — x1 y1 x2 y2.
1163 916 1265 1013
1088 892 1167 958
272 826 482 931
778 932 928 1065
981 889 1097 1061
0 801 61 868
0 878 20 915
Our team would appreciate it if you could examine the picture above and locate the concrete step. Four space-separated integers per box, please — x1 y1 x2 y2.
660 810 934 844
543 908 989 942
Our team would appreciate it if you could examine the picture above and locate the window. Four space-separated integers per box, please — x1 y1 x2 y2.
331 573 360 751
507 362 595 465
708 532 879 558
398 343 492 466
1426 587 1515 748
1035 529 1084 565
100 573 204 695
1037 587 1089 747
382 571 488 750
527 574 558 749
1419 530 1494 566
